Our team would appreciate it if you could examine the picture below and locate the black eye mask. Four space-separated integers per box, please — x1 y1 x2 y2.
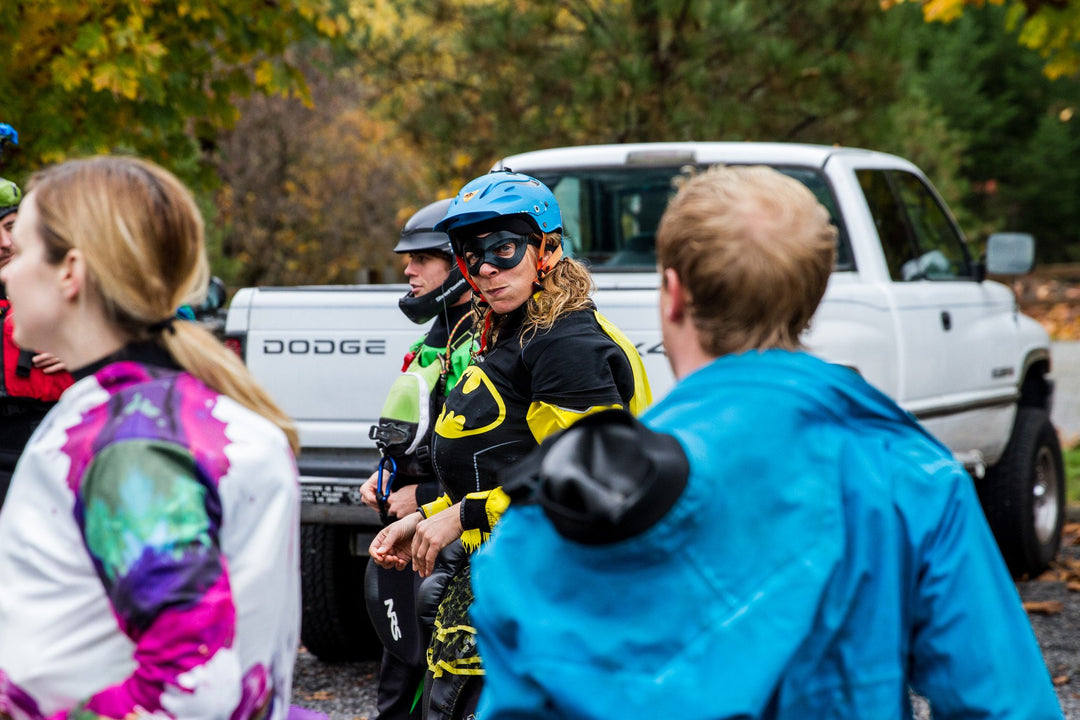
460 230 535 276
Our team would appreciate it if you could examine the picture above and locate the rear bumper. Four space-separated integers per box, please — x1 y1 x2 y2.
298 448 382 527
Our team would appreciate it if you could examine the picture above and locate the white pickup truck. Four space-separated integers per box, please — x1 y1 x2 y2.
225 142 1064 661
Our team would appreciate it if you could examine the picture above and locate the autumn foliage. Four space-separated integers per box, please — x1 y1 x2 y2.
1012 265 1080 340
885 0 1080 78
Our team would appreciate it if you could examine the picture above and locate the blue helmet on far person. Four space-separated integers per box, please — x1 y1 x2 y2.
434 171 562 253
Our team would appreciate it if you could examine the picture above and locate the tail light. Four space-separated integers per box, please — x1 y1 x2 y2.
224 335 245 360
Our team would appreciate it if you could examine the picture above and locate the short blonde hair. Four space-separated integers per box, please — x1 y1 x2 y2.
656 165 837 356
28 156 299 453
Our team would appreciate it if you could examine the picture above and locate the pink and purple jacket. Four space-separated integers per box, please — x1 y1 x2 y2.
0 360 301 720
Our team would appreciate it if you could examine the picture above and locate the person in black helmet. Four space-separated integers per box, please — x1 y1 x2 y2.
371 172 651 720
360 198 475 720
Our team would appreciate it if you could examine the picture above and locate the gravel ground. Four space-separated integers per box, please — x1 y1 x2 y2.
291 649 378 720
1019 519 1080 719
291 518 1080 719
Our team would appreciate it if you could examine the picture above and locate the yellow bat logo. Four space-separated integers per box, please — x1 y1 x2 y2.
435 366 506 438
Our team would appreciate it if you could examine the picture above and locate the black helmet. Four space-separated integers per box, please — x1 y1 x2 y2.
394 199 454 255
396 199 471 324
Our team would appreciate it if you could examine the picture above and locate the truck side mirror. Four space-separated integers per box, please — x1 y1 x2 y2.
199 276 228 315
985 232 1035 276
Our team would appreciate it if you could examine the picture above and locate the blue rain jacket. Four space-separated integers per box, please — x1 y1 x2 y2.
471 350 1062 719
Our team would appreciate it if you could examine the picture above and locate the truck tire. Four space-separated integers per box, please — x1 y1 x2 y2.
300 524 381 661
978 407 1064 579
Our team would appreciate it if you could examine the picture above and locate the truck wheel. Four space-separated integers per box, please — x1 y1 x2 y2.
979 408 1065 579
300 524 381 662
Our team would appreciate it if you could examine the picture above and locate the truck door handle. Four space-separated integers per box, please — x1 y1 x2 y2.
941 310 952 331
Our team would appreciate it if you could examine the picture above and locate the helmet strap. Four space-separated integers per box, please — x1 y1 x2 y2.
398 264 471 324
478 309 494 355
535 235 563 282
457 255 483 297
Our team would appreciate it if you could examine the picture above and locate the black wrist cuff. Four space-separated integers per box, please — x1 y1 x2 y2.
415 480 442 507
461 496 491 533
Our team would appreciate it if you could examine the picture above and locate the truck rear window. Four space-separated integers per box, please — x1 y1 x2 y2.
530 165 850 272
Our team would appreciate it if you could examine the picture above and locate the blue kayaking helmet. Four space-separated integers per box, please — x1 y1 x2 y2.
435 171 562 245
436 171 564 285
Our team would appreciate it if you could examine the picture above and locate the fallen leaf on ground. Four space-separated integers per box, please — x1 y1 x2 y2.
1054 675 1071 686
1036 568 1064 582
1024 600 1065 615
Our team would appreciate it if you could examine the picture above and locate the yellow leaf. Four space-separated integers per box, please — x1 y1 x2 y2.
91 65 117 93
453 152 472 170
317 16 339 37
923 0 966 23
1018 14 1050 49
143 41 168 59
52 53 90 91
255 61 276 89
1044 53 1080 81
119 71 140 100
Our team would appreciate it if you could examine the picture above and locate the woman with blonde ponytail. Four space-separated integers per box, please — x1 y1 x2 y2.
0 156 301 720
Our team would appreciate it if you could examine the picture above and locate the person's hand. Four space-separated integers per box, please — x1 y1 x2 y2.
360 469 418 517
412 504 464 578
33 353 65 374
359 470 384 510
370 512 421 570
385 484 420 519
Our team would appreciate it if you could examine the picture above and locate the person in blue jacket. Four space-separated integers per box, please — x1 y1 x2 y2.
469 164 1064 719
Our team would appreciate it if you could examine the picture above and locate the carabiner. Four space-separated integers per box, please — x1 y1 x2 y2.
376 455 398 524
377 455 397 501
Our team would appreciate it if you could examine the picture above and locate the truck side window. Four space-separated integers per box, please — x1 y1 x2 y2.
548 176 586 259
858 169 919 281
892 172 971 280
609 185 668 267
537 166 849 272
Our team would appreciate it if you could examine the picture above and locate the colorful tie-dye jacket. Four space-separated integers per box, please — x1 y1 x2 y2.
0 359 301 720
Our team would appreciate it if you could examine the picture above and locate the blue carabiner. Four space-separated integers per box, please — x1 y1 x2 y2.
377 455 397 503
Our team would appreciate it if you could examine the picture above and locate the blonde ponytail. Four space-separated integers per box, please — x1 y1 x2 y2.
27 155 299 455
161 323 300 455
